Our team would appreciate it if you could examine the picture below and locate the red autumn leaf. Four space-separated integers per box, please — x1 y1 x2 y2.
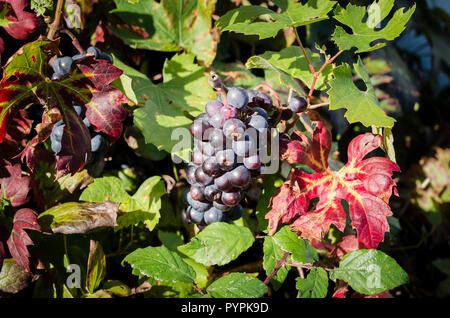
5 109 32 146
1 0 41 40
267 121 400 249
6 208 40 272
330 235 365 260
332 286 348 298
0 161 30 206
0 39 127 176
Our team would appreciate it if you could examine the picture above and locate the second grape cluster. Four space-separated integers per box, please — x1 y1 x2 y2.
182 86 276 227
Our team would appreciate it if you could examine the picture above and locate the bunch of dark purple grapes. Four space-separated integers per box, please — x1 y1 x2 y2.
182 84 277 227
50 103 109 164
49 47 113 164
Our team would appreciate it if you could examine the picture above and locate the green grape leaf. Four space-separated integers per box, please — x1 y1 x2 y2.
157 230 184 252
110 0 217 65
296 267 328 298
332 0 416 53
263 236 290 288
86 240 106 294
80 176 166 231
246 55 304 95
216 0 336 39
177 223 254 266
272 226 318 264
206 273 268 298
250 47 333 90
79 176 132 207
123 246 196 284
133 53 216 162
330 249 409 296
328 57 395 128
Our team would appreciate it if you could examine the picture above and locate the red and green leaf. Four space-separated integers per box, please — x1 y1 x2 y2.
6 208 40 272
0 39 127 176
0 0 42 41
268 122 400 249
0 161 30 206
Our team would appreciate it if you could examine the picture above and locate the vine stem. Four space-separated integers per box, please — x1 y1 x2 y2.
293 27 315 75
285 261 334 272
308 102 330 110
264 251 289 285
60 29 84 53
193 282 205 295
47 0 66 40
307 50 343 105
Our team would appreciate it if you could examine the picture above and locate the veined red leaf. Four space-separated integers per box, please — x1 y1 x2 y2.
6 208 40 272
0 161 30 206
1 0 42 41
0 39 128 176
267 122 400 249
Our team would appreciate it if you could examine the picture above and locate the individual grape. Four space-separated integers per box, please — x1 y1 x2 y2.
214 173 234 192
227 204 243 221
247 90 258 105
255 91 273 109
83 117 91 128
181 208 192 224
228 166 251 188
192 147 208 165
248 115 268 132
196 140 216 156
196 113 209 121
204 184 221 201
50 124 64 153
189 207 205 224
73 105 82 115
54 56 73 75
212 200 231 211
51 73 62 80
227 87 248 109
232 133 256 157
185 164 198 185
194 166 213 186
190 185 205 201
221 191 241 207
208 112 227 129
91 134 104 152
243 155 261 170
280 108 294 120
202 156 221 177
205 100 223 117
289 96 307 113
223 118 245 140
87 46 100 58
208 128 226 149
220 104 238 120
99 52 113 64
186 192 211 212
215 149 236 171
249 107 268 120
190 119 211 141
204 207 224 225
